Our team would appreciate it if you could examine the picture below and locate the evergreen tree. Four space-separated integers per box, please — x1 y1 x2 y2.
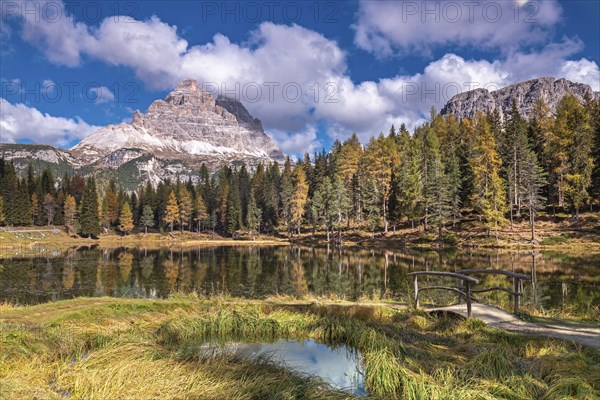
164 192 180 232
246 189 262 239
118 201 134 235
226 176 243 233
140 205 155 234
363 178 381 236
521 150 547 241
397 136 423 229
79 177 101 238
31 193 41 225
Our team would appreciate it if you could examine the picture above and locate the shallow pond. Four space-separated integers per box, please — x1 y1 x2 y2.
200 339 365 395
0 246 598 317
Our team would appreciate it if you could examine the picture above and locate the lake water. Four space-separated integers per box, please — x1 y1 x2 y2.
0 246 598 316
199 339 365 395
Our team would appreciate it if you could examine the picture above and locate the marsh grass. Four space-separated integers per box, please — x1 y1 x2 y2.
1 296 599 399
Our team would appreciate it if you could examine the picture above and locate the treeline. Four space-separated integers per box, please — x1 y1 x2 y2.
1 94 599 240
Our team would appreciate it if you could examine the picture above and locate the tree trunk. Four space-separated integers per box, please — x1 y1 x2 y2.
145 225 148 234
530 210 535 242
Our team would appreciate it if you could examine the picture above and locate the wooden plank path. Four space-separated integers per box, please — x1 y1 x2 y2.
428 303 600 349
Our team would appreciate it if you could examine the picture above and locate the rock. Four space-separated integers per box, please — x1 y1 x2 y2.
71 78 285 165
441 77 599 120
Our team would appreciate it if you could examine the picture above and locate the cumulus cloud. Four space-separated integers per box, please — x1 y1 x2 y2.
0 98 99 146
353 0 563 57
87 86 116 104
267 125 322 157
4 0 598 152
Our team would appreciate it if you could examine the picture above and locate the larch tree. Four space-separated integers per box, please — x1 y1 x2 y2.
164 192 180 232
63 194 77 229
177 186 193 232
289 165 309 236
362 134 394 233
118 201 134 235
470 113 508 239
193 194 208 232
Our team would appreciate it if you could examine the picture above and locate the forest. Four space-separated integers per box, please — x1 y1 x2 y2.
1 94 599 242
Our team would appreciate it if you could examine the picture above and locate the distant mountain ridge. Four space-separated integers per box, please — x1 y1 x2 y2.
1 79 286 189
441 77 599 120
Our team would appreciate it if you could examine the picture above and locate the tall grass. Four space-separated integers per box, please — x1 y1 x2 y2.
1 296 599 399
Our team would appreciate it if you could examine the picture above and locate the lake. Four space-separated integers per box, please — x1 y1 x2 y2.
0 246 598 317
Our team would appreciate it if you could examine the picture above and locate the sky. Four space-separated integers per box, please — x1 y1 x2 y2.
0 0 599 156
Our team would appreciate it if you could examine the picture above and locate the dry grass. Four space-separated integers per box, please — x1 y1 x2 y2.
1 296 598 399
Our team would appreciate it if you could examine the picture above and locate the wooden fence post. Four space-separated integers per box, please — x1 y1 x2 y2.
465 280 472 318
513 278 520 314
413 275 419 309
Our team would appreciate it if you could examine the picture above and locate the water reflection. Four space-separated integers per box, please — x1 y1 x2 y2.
0 246 598 316
201 339 365 395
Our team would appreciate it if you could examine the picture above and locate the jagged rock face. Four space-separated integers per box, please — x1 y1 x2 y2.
441 77 599 120
71 79 285 163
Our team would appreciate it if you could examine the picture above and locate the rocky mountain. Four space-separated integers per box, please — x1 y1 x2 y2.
441 77 599 120
1 79 286 189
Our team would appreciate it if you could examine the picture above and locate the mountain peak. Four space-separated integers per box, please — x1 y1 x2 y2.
441 77 599 120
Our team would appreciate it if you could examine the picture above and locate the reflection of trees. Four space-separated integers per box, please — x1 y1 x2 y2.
162 252 179 292
118 252 133 283
1 246 598 315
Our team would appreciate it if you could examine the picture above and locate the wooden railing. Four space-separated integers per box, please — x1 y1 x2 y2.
408 269 531 317
458 269 531 314
408 272 479 317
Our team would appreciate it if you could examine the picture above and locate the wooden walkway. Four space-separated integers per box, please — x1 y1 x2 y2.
428 303 600 349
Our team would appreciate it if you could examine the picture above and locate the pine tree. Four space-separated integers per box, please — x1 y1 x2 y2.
79 177 101 238
227 177 243 233
471 113 508 239
117 201 134 235
31 193 41 225
63 194 77 230
521 150 547 241
164 192 180 232
397 136 423 229
363 178 381 236
140 205 155 234
289 165 309 236
551 95 594 218
246 189 262 239
427 151 453 242
43 193 55 226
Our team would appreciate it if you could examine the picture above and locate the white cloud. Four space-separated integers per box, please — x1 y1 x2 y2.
353 0 563 57
267 125 321 157
4 0 599 152
0 98 99 146
87 86 115 104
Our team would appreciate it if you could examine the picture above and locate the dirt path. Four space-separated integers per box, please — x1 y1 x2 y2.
429 303 600 349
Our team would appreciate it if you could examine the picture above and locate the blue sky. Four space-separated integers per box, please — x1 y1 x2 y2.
1 0 599 156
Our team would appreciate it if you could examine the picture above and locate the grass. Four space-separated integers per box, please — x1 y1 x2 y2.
1 296 599 399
